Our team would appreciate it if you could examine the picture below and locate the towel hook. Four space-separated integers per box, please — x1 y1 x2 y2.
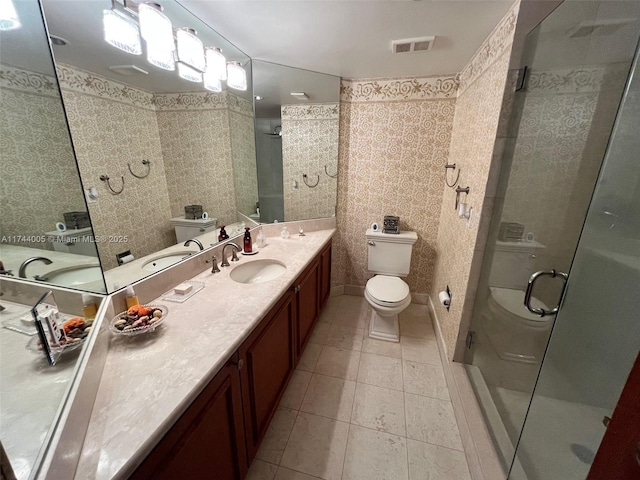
100 174 124 195
324 165 338 179
128 159 151 179
445 163 460 188
302 173 320 188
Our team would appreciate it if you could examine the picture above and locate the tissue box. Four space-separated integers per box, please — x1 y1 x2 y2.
184 205 203 220
383 215 400 234
63 211 91 229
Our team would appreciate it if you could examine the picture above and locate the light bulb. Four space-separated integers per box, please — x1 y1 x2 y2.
102 9 141 55
227 61 247 91
0 0 20 31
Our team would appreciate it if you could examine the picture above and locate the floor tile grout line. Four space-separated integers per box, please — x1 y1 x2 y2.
340 422 352 480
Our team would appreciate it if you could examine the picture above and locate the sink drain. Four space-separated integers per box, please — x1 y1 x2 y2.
570 443 595 464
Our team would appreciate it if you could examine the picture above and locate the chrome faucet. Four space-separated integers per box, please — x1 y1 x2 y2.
184 239 204 251
18 257 52 278
221 243 241 267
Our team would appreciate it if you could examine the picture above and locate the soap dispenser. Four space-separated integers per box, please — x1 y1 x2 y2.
243 227 252 253
218 226 229 242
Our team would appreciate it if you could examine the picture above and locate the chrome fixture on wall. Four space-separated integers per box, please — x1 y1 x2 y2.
444 163 460 188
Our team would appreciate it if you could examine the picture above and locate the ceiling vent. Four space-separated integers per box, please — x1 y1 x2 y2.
108 65 149 76
392 36 435 54
567 19 633 38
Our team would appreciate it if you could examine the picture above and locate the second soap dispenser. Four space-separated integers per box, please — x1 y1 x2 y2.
243 227 252 253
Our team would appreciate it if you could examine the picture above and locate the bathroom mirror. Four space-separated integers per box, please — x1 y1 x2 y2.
39 0 258 292
0 0 106 294
252 60 340 223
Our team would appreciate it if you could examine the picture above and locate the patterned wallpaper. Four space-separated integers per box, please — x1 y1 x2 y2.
430 2 519 358
229 94 259 218
500 63 629 304
282 103 339 221
59 66 174 270
333 79 457 293
0 64 87 250
57 64 257 270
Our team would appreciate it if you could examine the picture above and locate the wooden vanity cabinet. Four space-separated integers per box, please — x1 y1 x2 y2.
130 357 247 480
294 258 320 360
319 242 332 309
239 290 296 463
129 239 332 479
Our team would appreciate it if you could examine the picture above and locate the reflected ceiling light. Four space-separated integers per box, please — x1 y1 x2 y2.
102 9 141 55
139 2 173 47
254 96 263 101
146 41 175 70
178 62 202 83
205 47 227 81
0 0 21 31
227 61 247 91
204 76 222 93
176 28 205 72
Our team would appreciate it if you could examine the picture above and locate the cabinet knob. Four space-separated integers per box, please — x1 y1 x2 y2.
294 285 300 294
231 358 244 370
368 241 375 246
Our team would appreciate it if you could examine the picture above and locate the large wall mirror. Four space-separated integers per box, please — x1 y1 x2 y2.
0 0 106 294
1 0 341 295
252 61 340 224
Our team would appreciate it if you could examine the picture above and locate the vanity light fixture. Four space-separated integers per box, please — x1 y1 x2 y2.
227 61 247 91
205 47 227 81
139 2 175 70
102 9 141 55
176 27 205 72
178 62 202 83
204 76 222 92
0 0 20 31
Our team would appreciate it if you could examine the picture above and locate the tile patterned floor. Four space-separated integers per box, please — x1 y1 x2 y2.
247 295 471 480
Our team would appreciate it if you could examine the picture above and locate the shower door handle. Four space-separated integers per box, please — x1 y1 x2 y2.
524 269 568 317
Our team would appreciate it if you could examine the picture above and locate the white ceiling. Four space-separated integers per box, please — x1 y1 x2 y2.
179 0 515 79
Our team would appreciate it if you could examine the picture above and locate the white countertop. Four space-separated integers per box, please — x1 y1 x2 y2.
75 228 334 479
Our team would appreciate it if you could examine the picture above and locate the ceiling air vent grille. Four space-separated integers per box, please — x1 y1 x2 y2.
392 36 435 54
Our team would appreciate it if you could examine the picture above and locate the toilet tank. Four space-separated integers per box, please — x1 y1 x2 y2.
489 240 546 290
170 217 218 243
366 229 417 277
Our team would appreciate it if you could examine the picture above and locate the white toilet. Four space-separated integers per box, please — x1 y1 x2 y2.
483 240 552 363
364 228 417 342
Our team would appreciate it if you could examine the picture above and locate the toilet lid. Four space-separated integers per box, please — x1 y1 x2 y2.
490 287 549 322
366 275 410 304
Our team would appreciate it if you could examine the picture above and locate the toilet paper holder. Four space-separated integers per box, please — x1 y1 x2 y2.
455 186 469 211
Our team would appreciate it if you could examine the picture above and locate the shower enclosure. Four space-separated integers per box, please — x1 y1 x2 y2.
464 0 640 478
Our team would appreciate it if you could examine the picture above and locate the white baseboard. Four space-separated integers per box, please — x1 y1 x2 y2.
427 295 504 480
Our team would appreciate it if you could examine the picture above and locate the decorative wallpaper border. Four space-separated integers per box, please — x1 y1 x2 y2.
282 103 339 120
152 90 227 111
527 63 630 94
0 64 59 97
227 93 254 116
457 1 519 95
56 63 155 109
340 76 459 102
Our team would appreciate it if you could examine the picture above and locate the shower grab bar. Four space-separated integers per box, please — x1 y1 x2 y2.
524 269 568 317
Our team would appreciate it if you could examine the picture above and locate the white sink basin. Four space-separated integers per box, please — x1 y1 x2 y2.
44 265 103 287
230 259 286 284
142 252 193 273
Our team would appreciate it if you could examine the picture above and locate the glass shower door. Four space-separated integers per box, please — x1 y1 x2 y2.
463 0 640 474
509 31 640 480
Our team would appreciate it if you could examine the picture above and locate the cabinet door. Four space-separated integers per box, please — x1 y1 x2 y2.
130 361 247 480
319 242 332 309
296 260 320 358
240 291 296 462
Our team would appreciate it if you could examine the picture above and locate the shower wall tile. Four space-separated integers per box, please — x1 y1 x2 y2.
0 64 87 250
430 2 519 359
334 78 457 293
282 103 339 221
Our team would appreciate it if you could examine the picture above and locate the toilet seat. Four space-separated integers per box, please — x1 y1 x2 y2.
365 275 410 306
489 287 549 324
